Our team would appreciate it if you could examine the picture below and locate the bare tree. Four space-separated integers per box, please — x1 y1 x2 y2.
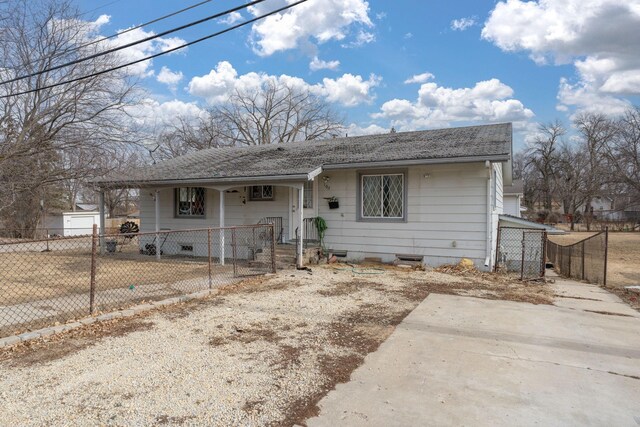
0 0 139 235
525 121 565 213
573 112 616 230
555 142 589 230
215 81 345 146
608 106 640 204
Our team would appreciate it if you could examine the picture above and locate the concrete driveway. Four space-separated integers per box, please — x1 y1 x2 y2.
307 278 640 426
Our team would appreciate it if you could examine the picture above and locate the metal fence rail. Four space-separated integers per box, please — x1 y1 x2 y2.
495 227 547 280
0 224 275 338
546 229 608 285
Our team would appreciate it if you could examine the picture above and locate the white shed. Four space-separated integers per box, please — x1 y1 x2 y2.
45 211 101 236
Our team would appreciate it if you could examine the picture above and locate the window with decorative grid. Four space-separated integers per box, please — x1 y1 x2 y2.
360 173 405 220
303 181 313 209
249 185 274 201
175 187 205 217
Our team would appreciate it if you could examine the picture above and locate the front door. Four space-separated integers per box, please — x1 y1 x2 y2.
289 180 317 241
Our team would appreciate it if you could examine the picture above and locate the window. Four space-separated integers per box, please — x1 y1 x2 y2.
360 173 405 220
303 181 313 209
175 187 205 217
249 185 274 201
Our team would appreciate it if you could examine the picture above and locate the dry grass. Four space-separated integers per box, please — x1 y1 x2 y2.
548 232 640 289
0 248 221 306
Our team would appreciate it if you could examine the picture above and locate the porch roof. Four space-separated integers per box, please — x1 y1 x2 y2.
96 123 512 188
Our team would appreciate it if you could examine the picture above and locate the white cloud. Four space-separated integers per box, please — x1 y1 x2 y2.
482 0 640 114
404 32 413 39
157 66 184 90
218 11 243 25
309 56 340 71
372 78 534 130
342 30 376 48
346 123 389 136
249 0 372 56
322 73 381 106
104 27 187 78
126 98 205 132
404 72 434 84
92 14 111 29
188 61 378 107
450 17 475 31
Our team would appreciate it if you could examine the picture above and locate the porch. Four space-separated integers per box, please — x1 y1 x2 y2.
97 181 321 268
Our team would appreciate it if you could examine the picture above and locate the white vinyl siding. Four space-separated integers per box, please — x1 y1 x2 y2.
318 163 498 269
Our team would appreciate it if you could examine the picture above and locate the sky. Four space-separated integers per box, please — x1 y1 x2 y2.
77 0 640 150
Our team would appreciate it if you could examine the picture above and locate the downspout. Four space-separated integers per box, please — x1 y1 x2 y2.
484 161 492 268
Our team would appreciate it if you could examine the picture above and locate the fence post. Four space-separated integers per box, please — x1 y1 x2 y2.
45 228 50 252
520 232 526 280
567 242 572 278
494 226 502 272
90 224 98 315
232 228 238 277
270 223 277 274
581 240 585 281
541 231 547 278
603 227 609 287
207 228 212 289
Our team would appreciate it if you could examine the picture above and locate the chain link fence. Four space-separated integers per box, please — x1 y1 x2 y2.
495 227 547 280
0 224 275 338
546 229 608 285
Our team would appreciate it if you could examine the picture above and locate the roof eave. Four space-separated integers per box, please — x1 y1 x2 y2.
322 154 510 170
95 173 313 189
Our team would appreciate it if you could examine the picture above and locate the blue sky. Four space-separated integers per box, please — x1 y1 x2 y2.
78 0 640 150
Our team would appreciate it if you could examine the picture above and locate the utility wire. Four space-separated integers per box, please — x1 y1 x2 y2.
72 0 217 57
9 0 212 74
0 0 265 86
1 0 308 99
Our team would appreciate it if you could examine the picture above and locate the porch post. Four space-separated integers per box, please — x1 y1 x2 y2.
155 189 161 261
298 184 304 268
98 190 106 255
219 190 225 265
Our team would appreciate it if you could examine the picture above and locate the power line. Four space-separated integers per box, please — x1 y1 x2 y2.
0 0 265 86
6 0 212 74
0 0 308 99
71 0 217 59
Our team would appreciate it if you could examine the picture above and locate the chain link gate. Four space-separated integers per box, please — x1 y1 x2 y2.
495 227 547 280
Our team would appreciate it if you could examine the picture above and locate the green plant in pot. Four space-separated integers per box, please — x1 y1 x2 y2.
313 216 328 255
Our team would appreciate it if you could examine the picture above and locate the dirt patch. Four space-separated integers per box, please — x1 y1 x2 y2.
155 414 195 425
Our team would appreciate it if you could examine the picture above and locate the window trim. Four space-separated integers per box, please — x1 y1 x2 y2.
356 169 408 223
174 187 207 219
248 185 275 201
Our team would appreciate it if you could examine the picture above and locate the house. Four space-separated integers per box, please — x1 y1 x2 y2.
95 123 516 270
503 179 524 218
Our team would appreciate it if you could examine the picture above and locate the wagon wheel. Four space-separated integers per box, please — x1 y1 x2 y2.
119 221 139 240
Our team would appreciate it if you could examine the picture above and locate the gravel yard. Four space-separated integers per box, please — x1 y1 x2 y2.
0 264 552 426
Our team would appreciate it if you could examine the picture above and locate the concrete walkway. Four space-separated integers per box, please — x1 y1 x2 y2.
307 277 640 426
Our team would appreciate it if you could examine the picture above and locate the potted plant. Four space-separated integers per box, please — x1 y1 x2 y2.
325 196 339 209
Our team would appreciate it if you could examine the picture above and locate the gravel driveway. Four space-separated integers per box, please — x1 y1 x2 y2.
0 265 552 426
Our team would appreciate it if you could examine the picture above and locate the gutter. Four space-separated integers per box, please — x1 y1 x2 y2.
485 161 493 268
95 173 311 189
323 154 510 171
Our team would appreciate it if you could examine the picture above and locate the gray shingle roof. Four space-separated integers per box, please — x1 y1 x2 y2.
98 123 512 186
504 179 523 195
